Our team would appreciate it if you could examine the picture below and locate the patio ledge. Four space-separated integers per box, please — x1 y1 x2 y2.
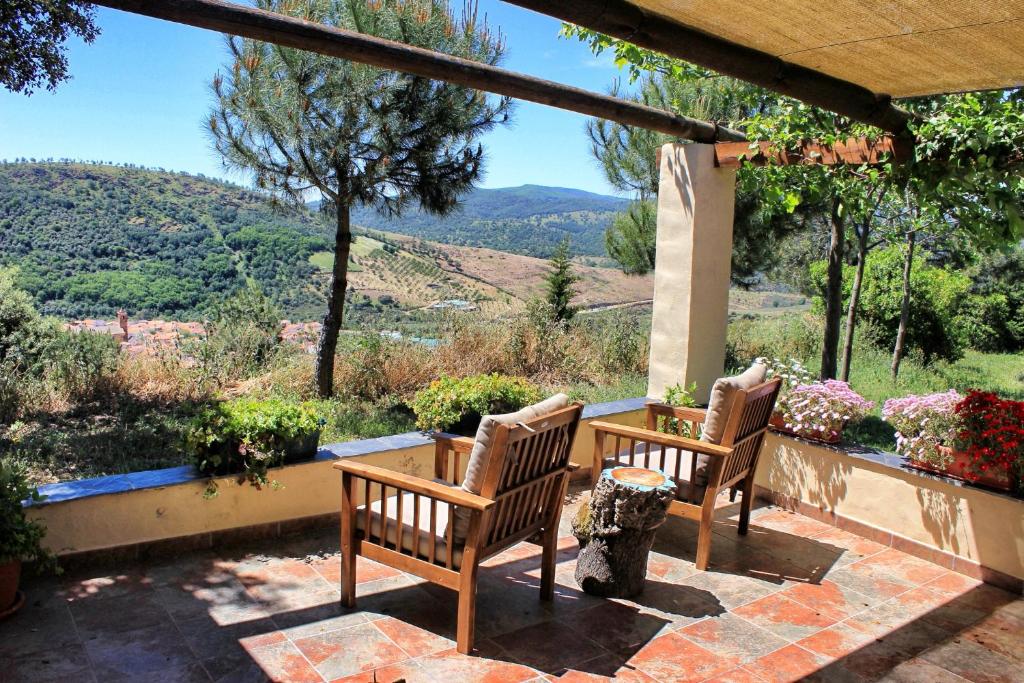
27 396 650 508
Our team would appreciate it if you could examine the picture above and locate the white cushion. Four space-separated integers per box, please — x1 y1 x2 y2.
452 393 570 542
357 483 463 569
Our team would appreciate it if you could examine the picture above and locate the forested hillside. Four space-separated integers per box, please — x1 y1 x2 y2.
348 184 628 257
0 162 649 321
0 162 331 319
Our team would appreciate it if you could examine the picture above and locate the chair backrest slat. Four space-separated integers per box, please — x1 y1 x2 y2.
713 378 782 487
478 403 583 548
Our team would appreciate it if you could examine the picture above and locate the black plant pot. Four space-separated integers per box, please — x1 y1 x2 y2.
281 431 321 464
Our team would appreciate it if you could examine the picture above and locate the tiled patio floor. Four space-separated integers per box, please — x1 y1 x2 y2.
2 491 1022 682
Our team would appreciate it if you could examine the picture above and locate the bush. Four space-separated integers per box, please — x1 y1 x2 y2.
0 457 57 572
185 398 323 496
409 373 543 433
816 247 971 364
964 249 1024 352
45 330 121 402
726 313 821 371
187 284 282 385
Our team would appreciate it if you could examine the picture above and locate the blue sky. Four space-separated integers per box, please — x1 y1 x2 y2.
0 2 629 195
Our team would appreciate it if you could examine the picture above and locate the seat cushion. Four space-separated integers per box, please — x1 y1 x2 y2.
356 484 463 569
692 363 766 494
451 393 570 542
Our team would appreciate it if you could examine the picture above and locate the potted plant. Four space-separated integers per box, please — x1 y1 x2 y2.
883 390 967 473
760 358 874 444
0 458 57 618
954 390 1022 494
186 398 324 497
409 373 543 435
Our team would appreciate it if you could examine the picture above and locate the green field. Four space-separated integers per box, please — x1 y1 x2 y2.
308 251 363 272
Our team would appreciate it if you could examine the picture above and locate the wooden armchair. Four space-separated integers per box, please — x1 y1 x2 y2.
334 399 583 654
589 376 781 571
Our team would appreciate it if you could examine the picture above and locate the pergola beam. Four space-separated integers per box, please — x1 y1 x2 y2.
504 0 916 137
92 0 747 144
714 136 911 168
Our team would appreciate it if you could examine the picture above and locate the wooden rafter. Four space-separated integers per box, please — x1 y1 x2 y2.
714 136 911 168
92 0 747 144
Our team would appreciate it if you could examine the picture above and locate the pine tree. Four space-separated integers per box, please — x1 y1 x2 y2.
208 0 513 397
545 238 579 322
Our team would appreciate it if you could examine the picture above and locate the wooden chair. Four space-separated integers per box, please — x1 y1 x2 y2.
589 377 781 571
334 400 583 654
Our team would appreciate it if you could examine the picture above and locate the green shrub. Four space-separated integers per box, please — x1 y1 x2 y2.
45 331 121 402
964 249 1024 352
409 373 543 432
187 284 283 385
185 398 323 496
726 313 821 372
0 457 57 573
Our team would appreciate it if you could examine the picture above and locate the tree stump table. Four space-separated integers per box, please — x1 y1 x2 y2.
572 466 677 598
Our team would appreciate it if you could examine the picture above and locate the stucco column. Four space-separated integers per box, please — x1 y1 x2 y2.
647 143 736 404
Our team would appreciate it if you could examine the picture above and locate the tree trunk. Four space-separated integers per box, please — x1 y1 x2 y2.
820 201 845 380
839 222 870 382
314 201 353 398
891 230 916 378
573 467 676 598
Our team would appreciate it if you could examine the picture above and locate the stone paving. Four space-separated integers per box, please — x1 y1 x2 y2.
2 492 1022 682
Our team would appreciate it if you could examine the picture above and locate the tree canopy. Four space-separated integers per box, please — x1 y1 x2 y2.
0 0 98 95
209 0 513 396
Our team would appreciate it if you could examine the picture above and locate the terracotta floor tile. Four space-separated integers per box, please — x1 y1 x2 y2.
557 600 673 652
676 569 784 611
157 578 272 625
552 652 658 681
796 621 877 659
175 613 280 660
293 621 409 681
310 554 401 586
732 593 838 642
412 646 540 682
678 613 788 663
328 659 427 682
833 619 949 680
490 619 607 673
808 527 888 567
82 621 199 678
69 590 171 636
753 510 834 537
961 611 1024 663
702 667 770 683
919 637 1022 683
781 579 877 621
0 599 78 659
823 560 916 602
623 580 726 629
372 614 455 657
853 549 948 586
876 657 970 682
627 631 741 683
61 570 153 602
247 640 325 682
0 642 94 682
741 644 831 683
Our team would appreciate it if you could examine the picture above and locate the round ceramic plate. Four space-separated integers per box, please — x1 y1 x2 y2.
0 591 25 621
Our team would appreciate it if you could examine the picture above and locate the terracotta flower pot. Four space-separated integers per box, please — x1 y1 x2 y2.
769 414 842 444
907 446 1012 492
0 559 21 612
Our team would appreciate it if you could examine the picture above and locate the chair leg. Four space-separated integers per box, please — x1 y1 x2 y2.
339 484 357 609
738 475 756 536
540 528 557 601
695 487 718 571
456 565 479 654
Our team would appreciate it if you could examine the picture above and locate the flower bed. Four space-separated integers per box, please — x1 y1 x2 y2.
883 389 1023 494
760 358 874 443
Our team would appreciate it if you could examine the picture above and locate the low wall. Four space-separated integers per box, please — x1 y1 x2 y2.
755 432 1024 592
26 398 647 561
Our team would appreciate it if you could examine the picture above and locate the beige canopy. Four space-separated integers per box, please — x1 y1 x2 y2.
628 0 1023 98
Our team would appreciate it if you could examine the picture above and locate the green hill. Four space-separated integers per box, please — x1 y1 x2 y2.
0 162 331 320
347 184 628 257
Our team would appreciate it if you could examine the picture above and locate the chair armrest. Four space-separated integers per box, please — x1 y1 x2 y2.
431 433 475 453
589 421 733 459
645 402 708 424
333 461 495 511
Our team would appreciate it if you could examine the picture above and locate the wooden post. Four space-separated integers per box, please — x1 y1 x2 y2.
573 467 677 597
